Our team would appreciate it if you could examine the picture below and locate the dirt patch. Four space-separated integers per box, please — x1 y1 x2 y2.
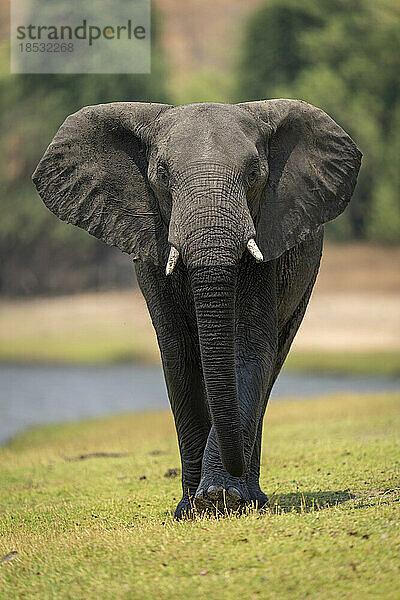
317 243 400 294
294 292 400 351
293 244 400 351
1 244 398 355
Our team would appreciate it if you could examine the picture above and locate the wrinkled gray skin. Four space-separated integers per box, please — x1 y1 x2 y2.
33 100 361 519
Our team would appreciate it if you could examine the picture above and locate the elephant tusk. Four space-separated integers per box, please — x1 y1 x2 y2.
247 239 264 262
165 246 180 275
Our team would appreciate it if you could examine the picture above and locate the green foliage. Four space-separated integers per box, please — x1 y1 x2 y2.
0 6 169 295
237 0 400 243
171 68 235 106
367 103 400 242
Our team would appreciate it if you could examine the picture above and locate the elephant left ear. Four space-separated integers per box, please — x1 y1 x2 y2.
238 99 362 261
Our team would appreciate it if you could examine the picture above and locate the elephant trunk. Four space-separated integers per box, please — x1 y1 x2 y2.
168 164 258 478
189 264 245 478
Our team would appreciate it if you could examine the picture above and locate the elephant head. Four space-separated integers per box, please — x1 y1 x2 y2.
32 100 361 477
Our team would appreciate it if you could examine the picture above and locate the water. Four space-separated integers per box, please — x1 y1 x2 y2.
0 364 399 444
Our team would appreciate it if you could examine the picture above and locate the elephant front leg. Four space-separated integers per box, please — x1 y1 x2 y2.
135 262 211 520
193 272 277 513
193 425 251 513
194 342 276 514
246 274 318 509
160 342 211 519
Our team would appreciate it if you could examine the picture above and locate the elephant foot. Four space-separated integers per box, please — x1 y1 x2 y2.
248 482 269 510
174 495 195 520
194 473 250 515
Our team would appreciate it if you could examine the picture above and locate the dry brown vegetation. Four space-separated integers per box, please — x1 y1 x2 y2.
0 244 399 365
156 0 263 96
293 243 400 352
316 243 400 294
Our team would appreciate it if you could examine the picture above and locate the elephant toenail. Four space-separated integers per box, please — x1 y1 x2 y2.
228 487 241 497
207 485 221 494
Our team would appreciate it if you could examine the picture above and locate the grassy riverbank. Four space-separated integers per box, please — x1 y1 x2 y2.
1 392 399 599
1 337 399 376
0 290 399 375
286 350 400 377
1 241 399 375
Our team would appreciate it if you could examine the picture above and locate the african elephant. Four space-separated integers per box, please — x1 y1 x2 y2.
33 100 361 519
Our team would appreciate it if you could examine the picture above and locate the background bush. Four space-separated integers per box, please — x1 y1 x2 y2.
1 0 399 296
237 0 400 243
0 9 168 295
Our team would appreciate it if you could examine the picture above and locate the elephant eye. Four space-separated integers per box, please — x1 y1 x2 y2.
157 164 169 187
247 165 261 186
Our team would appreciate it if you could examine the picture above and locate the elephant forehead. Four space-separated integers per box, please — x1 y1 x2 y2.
155 103 262 161
172 161 243 189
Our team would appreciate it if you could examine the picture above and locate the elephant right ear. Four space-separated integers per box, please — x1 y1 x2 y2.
32 102 172 264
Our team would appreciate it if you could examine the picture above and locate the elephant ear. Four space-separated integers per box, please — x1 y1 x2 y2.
32 102 172 264
239 99 362 261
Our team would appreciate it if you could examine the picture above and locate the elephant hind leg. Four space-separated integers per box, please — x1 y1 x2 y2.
247 272 319 507
247 419 269 509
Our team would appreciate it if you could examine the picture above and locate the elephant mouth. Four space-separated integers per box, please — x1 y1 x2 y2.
167 162 258 269
165 238 263 276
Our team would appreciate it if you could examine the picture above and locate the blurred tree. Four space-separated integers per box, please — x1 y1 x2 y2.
0 6 169 295
237 0 400 242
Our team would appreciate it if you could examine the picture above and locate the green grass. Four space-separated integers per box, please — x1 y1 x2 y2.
1 335 399 376
284 350 400 377
0 334 159 366
1 393 399 599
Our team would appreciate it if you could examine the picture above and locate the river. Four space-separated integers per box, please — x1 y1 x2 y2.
1 364 399 443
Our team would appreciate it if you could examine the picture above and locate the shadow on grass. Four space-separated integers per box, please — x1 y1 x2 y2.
268 489 355 513
169 490 356 520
